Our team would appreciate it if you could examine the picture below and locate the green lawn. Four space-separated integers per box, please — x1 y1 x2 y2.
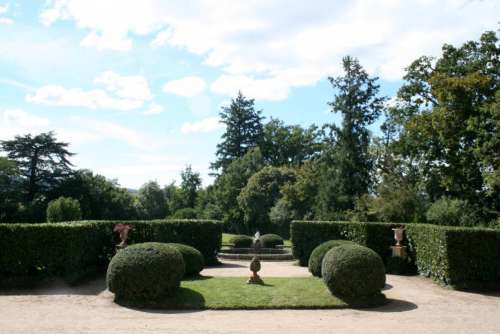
116 276 387 310
222 233 292 247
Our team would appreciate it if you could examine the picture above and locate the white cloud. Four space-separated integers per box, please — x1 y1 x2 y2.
40 0 499 101
181 117 224 134
163 76 207 97
26 71 153 111
0 109 50 140
94 71 152 101
211 74 289 101
143 102 165 115
0 3 13 24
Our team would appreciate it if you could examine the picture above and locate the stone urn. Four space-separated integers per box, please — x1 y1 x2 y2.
392 227 404 246
391 227 407 258
247 231 264 285
113 224 132 250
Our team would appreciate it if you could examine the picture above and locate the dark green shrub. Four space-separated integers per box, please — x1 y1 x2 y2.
230 235 253 248
308 240 356 277
386 256 416 275
291 221 396 266
426 197 477 227
322 244 386 299
46 196 82 222
260 234 284 248
170 208 199 219
106 242 185 303
166 243 204 276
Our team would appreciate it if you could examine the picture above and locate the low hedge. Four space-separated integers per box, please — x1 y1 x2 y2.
229 235 254 248
0 222 103 286
406 224 500 289
166 243 204 276
291 221 397 266
260 234 284 248
0 219 222 287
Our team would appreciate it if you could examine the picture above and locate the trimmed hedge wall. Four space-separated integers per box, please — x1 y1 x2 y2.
0 219 222 287
291 221 397 266
406 224 500 289
291 220 500 289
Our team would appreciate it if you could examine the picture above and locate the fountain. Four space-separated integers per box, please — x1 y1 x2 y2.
247 232 264 285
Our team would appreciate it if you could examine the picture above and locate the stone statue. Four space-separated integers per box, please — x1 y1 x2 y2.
247 231 264 285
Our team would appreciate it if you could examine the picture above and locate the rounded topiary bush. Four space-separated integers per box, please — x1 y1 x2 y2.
106 242 185 303
308 240 356 277
322 244 386 300
230 235 253 248
46 196 81 222
166 243 204 276
260 234 284 248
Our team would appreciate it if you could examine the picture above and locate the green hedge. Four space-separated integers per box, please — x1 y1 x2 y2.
91 219 222 265
291 221 397 266
0 222 103 285
0 219 222 287
406 224 500 289
291 220 500 289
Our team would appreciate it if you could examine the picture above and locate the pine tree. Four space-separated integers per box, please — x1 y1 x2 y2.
211 91 264 172
317 56 385 216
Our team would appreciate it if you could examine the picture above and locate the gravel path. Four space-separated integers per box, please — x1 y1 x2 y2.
1 260 499 334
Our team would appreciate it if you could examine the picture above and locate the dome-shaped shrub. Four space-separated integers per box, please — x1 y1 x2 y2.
322 244 386 299
166 243 204 276
308 240 356 277
260 234 284 248
106 242 185 303
230 235 253 248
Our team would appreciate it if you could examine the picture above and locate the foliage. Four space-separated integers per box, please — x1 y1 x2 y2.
308 240 356 277
166 243 204 276
180 165 202 208
406 224 500 289
136 181 168 219
291 220 396 266
106 242 185 303
385 256 416 275
238 166 296 232
0 157 22 221
426 197 478 227
316 56 385 216
170 207 199 219
46 196 82 223
50 169 139 220
0 222 104 286
212 92 264 172
229 234 253 248
260 118 321 166
260 233 284 248
0 132 74 201
388 31 500 223
322 244 386 299
213 148 264 232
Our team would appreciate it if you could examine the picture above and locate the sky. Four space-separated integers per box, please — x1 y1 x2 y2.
0 0 498 189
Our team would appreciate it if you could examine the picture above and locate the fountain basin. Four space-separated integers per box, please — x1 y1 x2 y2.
218 247 294 261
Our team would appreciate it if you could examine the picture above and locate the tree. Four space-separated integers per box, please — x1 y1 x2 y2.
238 166 296 232
213 147 264 231
388 31 499 222
0 132 74 201
51 169 139 220
46 196 81 222
163 182 184 214
260 118 321 166
0 157 22 221
317 56 385 215
180 165 202 208
212 92 264 172
137 181 168 219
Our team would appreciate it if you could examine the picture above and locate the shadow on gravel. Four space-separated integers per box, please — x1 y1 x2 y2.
0 276 107 296
368 298 418 313
382 283 393 291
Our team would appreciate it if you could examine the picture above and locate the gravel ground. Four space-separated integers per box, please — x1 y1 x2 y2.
1 259 499 334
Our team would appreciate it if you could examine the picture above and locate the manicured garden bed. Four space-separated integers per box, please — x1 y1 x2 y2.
115 276 386 309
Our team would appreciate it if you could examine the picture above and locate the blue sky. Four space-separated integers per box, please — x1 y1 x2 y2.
0 1 498 189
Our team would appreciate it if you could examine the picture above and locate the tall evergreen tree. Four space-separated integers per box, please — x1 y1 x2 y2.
1 132 74 201
211 91 264 172
317 56 385 216
180 165 202 208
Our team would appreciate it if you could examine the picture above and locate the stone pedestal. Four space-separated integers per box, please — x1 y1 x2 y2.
391 245 407 258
